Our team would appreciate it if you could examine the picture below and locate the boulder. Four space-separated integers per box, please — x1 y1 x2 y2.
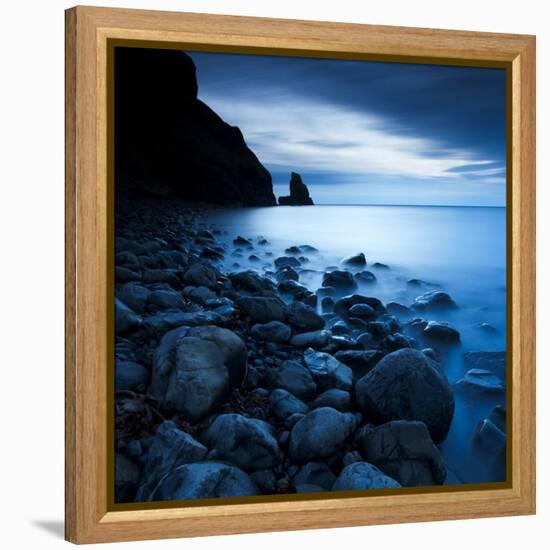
348 303 376 319
358 420 446 486
287 301 325 332
423 321 460 344
355 271 377 284
304 348 353 391
228 270 275 293
341 253 366 267
290 329 331 349
332 462 400 491
355 348 454 443
312 388 352 412
148 289 185 310
250 320 292 343
142 309 226 337
288 407 357 463
149 462 259 501
182 285 217 306
201 414 282 471
150 325 247 420
274 256 301 269
115 360 150 392
334 294 386 318
411 290 458 311
474 418 506 454
236 295 287 323
322 270 357 290
115 297 142 334
269 389 309 420
454 369 505 394
463 351 506 379
117 282 151 313
292 462 336 491
136 421 208 500
272 360 317 400
278 172 314 206
183 262 218 289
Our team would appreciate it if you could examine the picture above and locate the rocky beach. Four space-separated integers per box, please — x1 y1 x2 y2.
114 194 507 503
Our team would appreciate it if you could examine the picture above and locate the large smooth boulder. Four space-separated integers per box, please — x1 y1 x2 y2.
312 388 352 412
148 289 185 310
269 389 309 420
201 414 282 471
149 462 259 501
272 360 317 400
334 294 386 318
290 330 331 349
332 462 400 491
229 271 275 293
355 348 454 443
115 360 150 392
303 348 353 391
287 301 324 332
136 421 208 500
288 407 357 463
358 420 446 486
292 462 336 491
341 253 366 267
423 321 460 344
150 326 247 420
236 295 287 323
250 321 292 343
117 282 151 313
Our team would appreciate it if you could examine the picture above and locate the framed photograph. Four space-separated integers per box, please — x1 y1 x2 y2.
65 6 536 544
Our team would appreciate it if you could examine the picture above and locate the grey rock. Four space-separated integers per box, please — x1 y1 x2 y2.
287 301 324 331
148 289 185 310
358 420 446 486
150 462 258 501
304 348 353 391
142 268 180 286
183 262 218 289
342 450 363 466
341 253 366 267
229 270 275 293
355 271 377 284
332 462 400 491
115 360 149 391
312 388 352 412
236 295 287 323
290 329 331 349
454 369 505 394
386 302 411 316
269 389 309 420
142 309 225 337
117 283 151 313
475 418 506 454
115 266 141 283
355 348 454 443
249 469 278 494
288 407 357 463
136 421 208 500
250 320 292 343
201 414 282 471
334 294 386 318
151 325 247 420
292 462 336 491
182 285 217 305
411 290 458 311
463 351 506 379
272 360 317 400
322 270 357 290
115 297 142 334
423 321 460 344
274 256 301 269
348 303 375 319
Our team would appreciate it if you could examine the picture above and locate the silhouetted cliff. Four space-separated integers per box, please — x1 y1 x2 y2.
115 48 276 206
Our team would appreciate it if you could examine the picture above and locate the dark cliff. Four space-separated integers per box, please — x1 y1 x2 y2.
278 172 314 206
115 48 276 206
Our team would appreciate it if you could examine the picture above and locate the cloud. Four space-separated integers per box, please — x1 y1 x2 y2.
199 91 502 183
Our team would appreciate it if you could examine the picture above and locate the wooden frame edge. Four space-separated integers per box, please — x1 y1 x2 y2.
65 5 536 544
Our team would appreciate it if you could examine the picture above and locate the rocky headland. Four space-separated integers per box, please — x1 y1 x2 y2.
114 194 507 503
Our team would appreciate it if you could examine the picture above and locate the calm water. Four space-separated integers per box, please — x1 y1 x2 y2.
203 205 507 483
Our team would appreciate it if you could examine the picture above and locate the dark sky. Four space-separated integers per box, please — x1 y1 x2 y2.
188 51 506 206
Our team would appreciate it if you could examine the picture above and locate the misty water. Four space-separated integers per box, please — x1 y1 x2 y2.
203 204 507 484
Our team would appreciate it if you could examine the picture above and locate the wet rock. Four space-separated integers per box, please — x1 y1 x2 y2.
233 236 252 247
332 462 400 491
490 405 507 432
463 351 506 379
474 418 506 454
149 462 259 501
287 301 324 332
334 295 386 318
342 450 363 466
348 303 376 319
117 282 151 313
183 262 218 289
288 407 357 463
304 348 353 391
290 329 331 348
151 325 247 420
358 420 446 486
285 245 301 255
115 297 142 334
275 266 299 283
201 414 282 471
136 421 208 500
386 302 411 316
148 289 185 310
142 268 180 286
321 297 335 313
411 290 458 311
269 389 309 420
454 369 505 394
278 280 310 297
372 262 389 270
355 271 377 284
236 295 287 323
274 256 301 269
322 270 357 290
341 253 366 267
292 462 336 491
249 469 278 494
229 270 275 293
355 348 454 443
475 322 500 335
115 266 141 283
182 285 217 305
142 309 225 336
115 360 149 392
272 360 317 400
250 320 292 343
312 388 352 412
423 321 460 344
115 453 141 503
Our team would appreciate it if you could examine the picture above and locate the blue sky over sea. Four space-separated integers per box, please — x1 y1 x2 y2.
188 51 506 207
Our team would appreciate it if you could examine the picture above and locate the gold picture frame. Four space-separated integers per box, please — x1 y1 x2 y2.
65 5 536 544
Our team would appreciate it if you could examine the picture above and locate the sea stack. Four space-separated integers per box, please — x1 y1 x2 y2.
278 172 314 206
